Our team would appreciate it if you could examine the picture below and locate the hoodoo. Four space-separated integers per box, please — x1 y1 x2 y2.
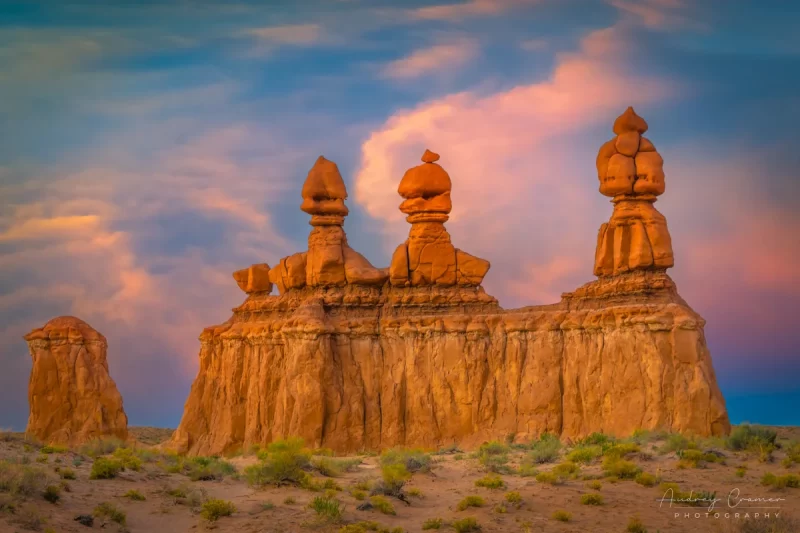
24 316 128 445
170 114 729 456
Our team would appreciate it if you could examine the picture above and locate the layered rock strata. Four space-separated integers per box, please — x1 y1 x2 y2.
171 120 729 456
24 316 128 445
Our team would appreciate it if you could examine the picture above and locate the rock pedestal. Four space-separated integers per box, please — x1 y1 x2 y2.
170 122 729 456
24 317 128 446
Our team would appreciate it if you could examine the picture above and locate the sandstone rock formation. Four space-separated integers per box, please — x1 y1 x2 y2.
170 127 729 456
24 316 128 445
595 107 673 276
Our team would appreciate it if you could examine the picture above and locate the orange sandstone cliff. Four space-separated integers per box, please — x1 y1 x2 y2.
24 316 128 445
170 109 730 455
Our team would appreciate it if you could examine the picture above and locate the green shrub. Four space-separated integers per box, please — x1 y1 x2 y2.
635 472 658 487
185 456 236 481
783 441 800 467
43 484 61 503
535 471 563 485
312 456 361 477
338 522 403 533
604 443 640 459
111 447 142 471
351 489 366 500
602 457 641 479
505 491 522 504
516 463 538 477
200 499 236 521
452 517 480 532
580 493 604 505
578 433 614 447
124 489 146 501
552 510 572 522
475 441 510 472
457 495 485 510
380 447 431 473
659 433 696 454
40 445 67 454
728 425 777 451
566 445 603 464
369 495 396 515
406 487 423 498
379 463 410 495
736 466 747 478
474 474 505 489
244 437 311 487
59 467 76 480
80 438 126 458
676 449 724 469
284 496 296 504
586 480 603 490
309 495 343 522
552 461 580 478
94 502 127 526
526 433 561 464
0 462 51 497
36 454 48 463
627 516 647 533
90 457 124 479
422 517 443 530
761 473 800 489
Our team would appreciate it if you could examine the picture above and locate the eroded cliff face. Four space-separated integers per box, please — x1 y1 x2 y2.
24 316 128 445
170 111 730 456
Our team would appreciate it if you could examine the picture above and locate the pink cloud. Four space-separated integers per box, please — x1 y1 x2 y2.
411 0 540 21
380 39 479 79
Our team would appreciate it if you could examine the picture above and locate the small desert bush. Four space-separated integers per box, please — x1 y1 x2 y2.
369 495 396 515
380 447 431 474
0 461 51 497
185 455 236 481
244 437 311 487
90 457 124 479
659 433 697 454
377 463 411 495
457 495 485 510
39 445 67 454
338 522 403 533
736 466 747 477
406 487 423 498
580 493 604 505
312 456 361 477
42 484 61 503
111 447 142 471
535 471 563 485
94 501 127 526
10 505 46 531
452 517 481 532
474 474 505 489
552 510 572 522
200 499 236 521
566 445 603 464
309 495 343 523
627 516 648 533
728 425 777 452
635 472 659 487
504 491 522 504
604 442 640 459
474 441 510 473
59 467 76 480
629 429 668 445
124 489 146 501
602 457 641 479
578 432 614 447
676 449 725 469
782 441 800 467
284 496 296 504
516 463 538 477
80 437 126 458
734 514 800 533
526 433 561 463
36 454 48 463
351 489 367 500
586 480 603 490
552 461 580 478
760 473 800 489
422 517 443 530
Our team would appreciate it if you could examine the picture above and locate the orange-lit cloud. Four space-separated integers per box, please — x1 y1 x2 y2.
411 0 540 21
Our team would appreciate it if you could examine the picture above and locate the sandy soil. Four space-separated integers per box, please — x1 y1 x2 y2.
1 426 798 533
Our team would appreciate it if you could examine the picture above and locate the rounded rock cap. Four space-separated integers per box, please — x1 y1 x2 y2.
613 107 648 135
398 149 451 199
25 315 105 343
301 156 348 200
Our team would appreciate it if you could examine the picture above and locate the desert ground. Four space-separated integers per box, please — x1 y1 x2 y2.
1 426 798 533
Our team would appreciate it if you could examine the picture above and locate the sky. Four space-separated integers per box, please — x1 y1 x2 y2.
0 0 798 431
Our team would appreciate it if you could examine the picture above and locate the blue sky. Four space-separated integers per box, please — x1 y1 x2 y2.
1 0 798 430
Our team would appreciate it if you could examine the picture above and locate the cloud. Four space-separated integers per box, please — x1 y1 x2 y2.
245 23 323 45
606 0 703 30
411 0 539 21
380 39 479 79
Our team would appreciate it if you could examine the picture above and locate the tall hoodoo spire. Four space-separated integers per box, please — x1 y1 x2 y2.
389 149 489 287
594 107 673 277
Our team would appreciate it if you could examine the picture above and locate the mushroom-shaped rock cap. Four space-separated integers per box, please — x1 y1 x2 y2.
25 315 105 342
45 316 92 329
398 149 451 199
302 156 348 200
613 107 648 135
